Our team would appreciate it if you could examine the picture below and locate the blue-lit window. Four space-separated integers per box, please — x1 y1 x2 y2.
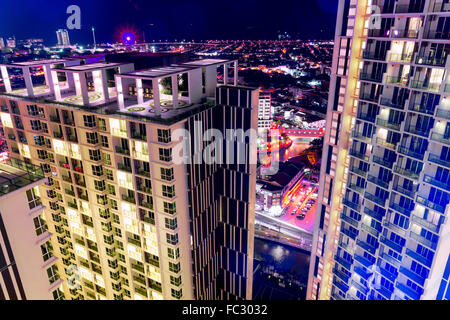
366 234 378 248
428 187 449 207
386 249 402 261
417 244 435 262
389 232 406 247
419 228 439 245
410 261 429 278
380 276 394 291
393 212 410 229
363 251 376 264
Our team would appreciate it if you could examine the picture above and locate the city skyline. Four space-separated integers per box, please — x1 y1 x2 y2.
0 0 338 45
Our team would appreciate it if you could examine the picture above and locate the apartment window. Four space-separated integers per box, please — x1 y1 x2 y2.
83 115 96 127
170 275 182 287
114 227 122 238
166 233 179 245
157 129 171 143
165 217 178 230
92 165 103 176
102 152 111 165
107 184 116 196
46 265 59 284
171 288 182 299
169 262 180 273
98 118 107 131
168 247 180 260
162 185 175 198
27 187 41 209
109 199 118 210
86 132 99 144
89 149 101 161
160 167 174 181
159 148 172 162
105 168 114 181
101 135 109 148
30 119 42 131
33 215 47 236
94 180 106 191
40 241 53 261
112 214 120 224
52 288 65 300
163 202 177 215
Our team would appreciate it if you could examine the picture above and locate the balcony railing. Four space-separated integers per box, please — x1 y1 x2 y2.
428 153 450 167
393 165 420 180
367 174 390 190
410 230 438 250
364 192 387 206
360 72 383 83
349 148 369 161
363 206 384 221
415 55 447 67
376 137 396 150
397 146 425 160
410 80 440 92
376 118 401 131
436 108 450 120
423 174 450 190
431 132 450 146
373 155 394 169
405 248 432 268
380 97 405 110
416 195 446 214
411 214 441 234
380 235 403 253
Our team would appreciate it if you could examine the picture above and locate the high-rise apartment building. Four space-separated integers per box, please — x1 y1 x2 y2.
258 89 273 133
0 158 64 300
0 57 256 300
56 29 70 47
308 0 450 300
0 38 5 49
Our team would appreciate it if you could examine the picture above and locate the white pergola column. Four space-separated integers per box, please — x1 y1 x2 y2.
204 66 217 97
171 74 179 109
22 67 34 97
187 69 202 104
51 70 62 100
136 78 144 105
152 78 161 115
75 72 89 105
116 76 125 110
234 61 238 86
94 69 109 102
0 66 12 92
223 63 229 85
43 64 54 94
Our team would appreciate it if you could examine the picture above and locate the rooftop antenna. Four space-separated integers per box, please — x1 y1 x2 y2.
92 27 96 49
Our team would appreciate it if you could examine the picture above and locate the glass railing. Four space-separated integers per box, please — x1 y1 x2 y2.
373 155 394 169
392 184 415 198
423 174 450 190
411 214 440 233
364 192 387 206
376 138 397 150
410 80 441 92
416 195 446 214
349 166 368 177
389 202 413 217
405 248 432 268
363 206 384 221
367 174 390 189
393 165 420 180
360 72 383 83
408 104 435 115
415 55 447 67
397 146 425 160
357 239 377 254
431 132 450 146
410 230 438 250
395 282 422 300
349 148 370 161
376 118 401 131
340 212 360 228
380 97 405 110
390 53 413 63
380 235 403 253
428 153 450 167
436 108 450 120
342 198 361 211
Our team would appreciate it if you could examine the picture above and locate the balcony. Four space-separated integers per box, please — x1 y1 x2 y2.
397 146 424 160
415 55 447 67
390 53 413 63
340 212 360 228
360 72 383 83
376 137 397 150
405 248 432 268
410 230 437 250
395 282 422 300
354 266 371 280
118 163 132 173
383 221 407 236
348 183 365 194
342 198 361 211
376 118 401 131
349 148 369 161
122 195 136 204
380 252 401 267
410 80 440 93
140 201 154 210
367 174 390 190
334 255 352 271
389 202 413 217
409 104 435 115
356 239 377 254
404 124 430 138
380 235 403 253
424 30 450 40
391 29 419 39
361 223 380 237
357 112 376 123
423 174 450 190
393 165 420 180
341 228 358 240
429 153 450 167
386 76 407 86
436 108 450 120
363 206 384 221
362 51 386 61
431 132 450 146
399 267 426 286
351 279 369 295
354 254 374 268
333 268 350 283
333 278 349 293
380 97 405 110
364 192 387 206
350 166 368 177
392 184 415 198
416 195 446 214
115 146 130 156
431 1 450 12
378 265 398 282
351 131 372 143
373 155 394 169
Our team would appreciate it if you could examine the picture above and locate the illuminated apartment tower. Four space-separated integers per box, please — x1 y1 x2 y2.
0 58 256 300
0 158 64 300
257 89 273 133
308 0 450 300
56 29 70 47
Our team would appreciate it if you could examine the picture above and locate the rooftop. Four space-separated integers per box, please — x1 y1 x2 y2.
0 158 45 197
52 62 126 72
1 59 70 68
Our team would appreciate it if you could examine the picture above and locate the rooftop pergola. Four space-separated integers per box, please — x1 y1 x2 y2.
116 58 238 115
51 62 134 106
0 59 79 98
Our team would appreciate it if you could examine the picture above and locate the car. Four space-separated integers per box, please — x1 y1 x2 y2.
296 214 306 220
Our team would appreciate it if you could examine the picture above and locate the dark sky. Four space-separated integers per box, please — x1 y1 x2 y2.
0 0 339 45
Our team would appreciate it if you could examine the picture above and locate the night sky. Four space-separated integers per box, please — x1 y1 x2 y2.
0 0 339 45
